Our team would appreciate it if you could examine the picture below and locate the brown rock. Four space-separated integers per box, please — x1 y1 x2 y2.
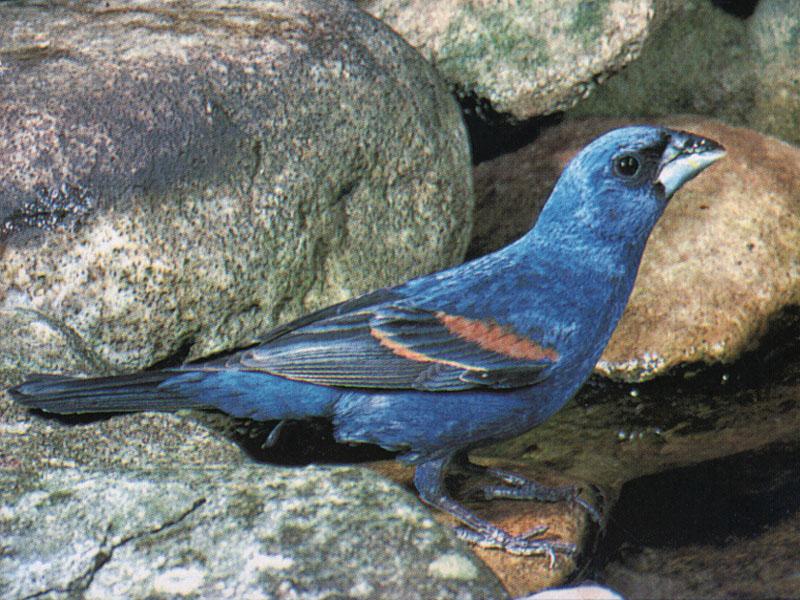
472 117 800 381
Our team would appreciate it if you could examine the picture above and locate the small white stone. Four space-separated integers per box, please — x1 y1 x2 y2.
427 553 478 581
152 566 205 596
523 584 624 600
246 553 295 572
348 580 375 598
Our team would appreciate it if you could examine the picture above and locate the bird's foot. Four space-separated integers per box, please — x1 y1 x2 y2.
414 456 582 566
478 466 602 524
454 522 575 568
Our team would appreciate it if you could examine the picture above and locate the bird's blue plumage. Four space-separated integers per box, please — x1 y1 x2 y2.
9 126 726 558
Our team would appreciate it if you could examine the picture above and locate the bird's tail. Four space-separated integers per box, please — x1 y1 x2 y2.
7 371 209 414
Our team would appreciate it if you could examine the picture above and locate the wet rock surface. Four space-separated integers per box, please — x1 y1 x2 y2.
358 0 679 119
0 465 504 600
472 117 800 381
598 440 800 600
0 0 471 383
483 309 800 490
478 312 800 598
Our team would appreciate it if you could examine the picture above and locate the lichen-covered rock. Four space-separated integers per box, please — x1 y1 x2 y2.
570 0 800 149
472 117 800 381
748 0 800 146
0 0 472 383
569 1 755 128
0 466 505 599
358 0 680 119
2 382 589 597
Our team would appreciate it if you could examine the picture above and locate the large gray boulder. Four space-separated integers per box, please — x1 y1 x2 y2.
358 0 680 119
568 2 754 128
0 466 506 599
0 0 472 384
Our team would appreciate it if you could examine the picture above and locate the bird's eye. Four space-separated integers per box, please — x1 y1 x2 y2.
613 154 641 178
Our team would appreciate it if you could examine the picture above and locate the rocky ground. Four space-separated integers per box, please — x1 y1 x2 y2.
2 0 798 598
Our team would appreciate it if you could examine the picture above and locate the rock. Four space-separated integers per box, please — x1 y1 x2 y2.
358 0 679 119
0 399 248 473
2 385 593 597
521 583 624 600
369 460 595 597
2 374 594 597
748 0 800 146
597 440 800 600
0 465 505 599
570 0 800 149
472 117 800 381
476 296 800 598
569 2 754 128
0 0 472 384
486 336 800 490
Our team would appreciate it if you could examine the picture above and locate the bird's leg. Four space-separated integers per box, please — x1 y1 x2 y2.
263 419 288 448
413 455 576 566
453 454 602 523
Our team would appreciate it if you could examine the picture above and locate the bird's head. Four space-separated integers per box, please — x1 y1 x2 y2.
537 126 725 247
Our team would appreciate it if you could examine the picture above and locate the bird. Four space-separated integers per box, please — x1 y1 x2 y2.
9 126 725 561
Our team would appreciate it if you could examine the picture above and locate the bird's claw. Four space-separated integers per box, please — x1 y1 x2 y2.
480 467 602 524
454 526 575 568
573 492 602 524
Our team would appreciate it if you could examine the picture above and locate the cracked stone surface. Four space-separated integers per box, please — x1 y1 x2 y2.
358 0 681 119
1 384 591 597
0 465 505 599
0 0 472 384
471 116 800 381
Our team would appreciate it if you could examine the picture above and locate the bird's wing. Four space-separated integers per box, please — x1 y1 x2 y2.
213 299 559 392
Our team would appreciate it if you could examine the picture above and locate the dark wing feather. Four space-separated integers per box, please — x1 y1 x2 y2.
215 301 558 392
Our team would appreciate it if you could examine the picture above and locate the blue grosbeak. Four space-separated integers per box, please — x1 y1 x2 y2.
10 126 725 560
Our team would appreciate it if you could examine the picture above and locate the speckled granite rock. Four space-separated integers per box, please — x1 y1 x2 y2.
0 0 472 383
358 0 679 119
0 466 505 599
472 117 800 381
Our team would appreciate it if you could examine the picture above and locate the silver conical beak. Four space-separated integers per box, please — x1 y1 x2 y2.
657 132 726 199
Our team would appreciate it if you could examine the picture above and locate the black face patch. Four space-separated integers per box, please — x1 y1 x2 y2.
1 182 95 241
638 132 671 162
